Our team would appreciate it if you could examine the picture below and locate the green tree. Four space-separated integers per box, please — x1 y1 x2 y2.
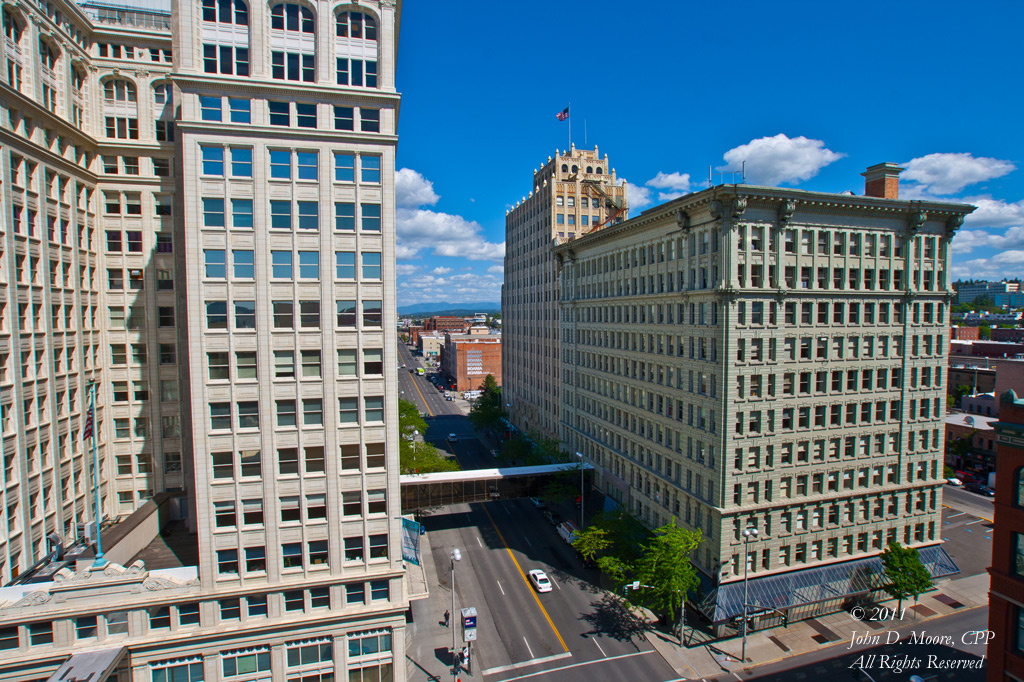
979 324 993 340
879 541 933 613
633 521 703 625
949 384 972 409
400 439 460 474
468 374 503 431
572 526 611 564
398 398 427 438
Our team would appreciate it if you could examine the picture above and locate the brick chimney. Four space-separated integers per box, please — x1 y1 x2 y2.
861 162 904 199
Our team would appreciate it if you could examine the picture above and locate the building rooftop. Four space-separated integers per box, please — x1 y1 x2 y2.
945 413 997 430
129 521 198 570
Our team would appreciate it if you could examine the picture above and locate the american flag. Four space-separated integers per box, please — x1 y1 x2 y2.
556 107 569 121
83 400 94 441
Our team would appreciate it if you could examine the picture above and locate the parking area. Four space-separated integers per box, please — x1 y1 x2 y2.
940 506 992 578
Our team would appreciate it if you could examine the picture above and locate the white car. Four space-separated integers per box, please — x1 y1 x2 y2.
946 477 963 486
528 569 552 593
447 433 458 442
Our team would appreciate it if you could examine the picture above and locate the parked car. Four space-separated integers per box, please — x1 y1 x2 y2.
528 497 546 509
946 477 963 486
964 481 995 496
543 510 562 526
528 569 552 593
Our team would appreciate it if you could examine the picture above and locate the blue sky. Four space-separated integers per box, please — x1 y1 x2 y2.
393 1 1024 305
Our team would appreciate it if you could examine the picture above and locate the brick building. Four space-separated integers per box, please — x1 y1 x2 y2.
440 333 501 391
951 325 980 340
424 315 469 335
988 390 1024 680
994 327 1024 343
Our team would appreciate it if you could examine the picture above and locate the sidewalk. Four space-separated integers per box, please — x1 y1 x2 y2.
645 572 991 679
405 526 463 682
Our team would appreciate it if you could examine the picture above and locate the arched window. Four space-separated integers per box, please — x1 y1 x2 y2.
70 64 86 128
596 167 603 174
270 2 315 82
586 166 593 173
153 83 173 118
571 165 578 173
38 38 59 112
102 79 138 139
3 9 24 90
561 164 568 172
335 9 378 87
201 0 249 76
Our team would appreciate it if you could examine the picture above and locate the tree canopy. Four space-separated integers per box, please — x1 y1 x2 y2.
397 398 459 474
468 374 503 432
879 541 933 612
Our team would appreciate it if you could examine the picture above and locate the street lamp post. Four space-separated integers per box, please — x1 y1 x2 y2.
575 452 584 528
740 526 758 664
450 548 461 677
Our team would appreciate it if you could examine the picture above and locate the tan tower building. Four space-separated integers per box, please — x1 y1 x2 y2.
502 145 626 439
506 153 972 629
0 0 408 679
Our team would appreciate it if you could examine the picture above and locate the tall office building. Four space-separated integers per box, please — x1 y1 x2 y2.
0 0 407 679
502 145 626 439
507 156 972 629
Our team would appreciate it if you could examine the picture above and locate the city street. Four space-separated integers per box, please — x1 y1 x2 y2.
411 497 679 682
941 484 994 520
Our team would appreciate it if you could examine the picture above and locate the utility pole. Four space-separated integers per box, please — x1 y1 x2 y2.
740 527 759 663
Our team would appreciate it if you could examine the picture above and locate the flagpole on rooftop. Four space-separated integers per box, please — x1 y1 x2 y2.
568 101 571 149
89 382 106 568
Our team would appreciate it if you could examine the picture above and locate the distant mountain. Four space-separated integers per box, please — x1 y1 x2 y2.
398 301 500 317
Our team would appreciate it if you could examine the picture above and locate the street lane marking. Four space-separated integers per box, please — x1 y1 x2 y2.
948 511 966 518
523 637 534 658
482 652 572 677
494 650 655 682
497 580 505 596
411 375 434 417
480 502 569 653
551 576 560 590
966 519 983 525
592 637 606 657
524 536 533 547
477 536 483 547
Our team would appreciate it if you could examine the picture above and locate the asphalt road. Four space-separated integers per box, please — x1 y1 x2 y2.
939 507 992 579
738 605 990 681
941 484 994 520
420 498 679 682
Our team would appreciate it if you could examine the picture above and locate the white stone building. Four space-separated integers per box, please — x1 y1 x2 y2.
0 0 407 679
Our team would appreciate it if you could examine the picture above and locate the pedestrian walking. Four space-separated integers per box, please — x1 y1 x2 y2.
444 610 450 627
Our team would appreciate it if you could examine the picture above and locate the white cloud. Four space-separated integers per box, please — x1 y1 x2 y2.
647 171 691 201
397 208 505 261
398 272 503 305
396 264 419 276
487 265 504 274
963 197 1024 228
717 134 844 186
395 168 440 208
952 253 1024 282
953 225 1024 254
623 179 652 209
431 266 452 275
901 153 1015 196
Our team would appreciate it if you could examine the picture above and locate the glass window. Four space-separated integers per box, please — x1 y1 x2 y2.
338 349 357 376
269 149 291 179
273 302 294 330
365 396 384 422
229 98 251 123
230 147 252 177
277 399 297 427
296 151 318 180
334 106 354 130
203 198 225 227
201 146 224 175
337 300 356 327
361 155 381 183
360 108 380 132
234 300 256 329
232 199 254 228
335 153 354 181
270 201 291 229
298 201 318 230
200 96 222 121
298 251 319 279
362 252 381 279
238 401 259 429
232 250 254 278
336 251 356 278
361 203 381 231
206 301 228 329
204 249 226 278
296 103 316 128
271 251 292 278
339 397 358 423
269 101 290 126
300 301 320 328
363 300 382 327
336 202 355 231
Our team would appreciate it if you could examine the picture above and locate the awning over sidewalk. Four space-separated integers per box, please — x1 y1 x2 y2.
698 545 959 624
46 646 126 682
